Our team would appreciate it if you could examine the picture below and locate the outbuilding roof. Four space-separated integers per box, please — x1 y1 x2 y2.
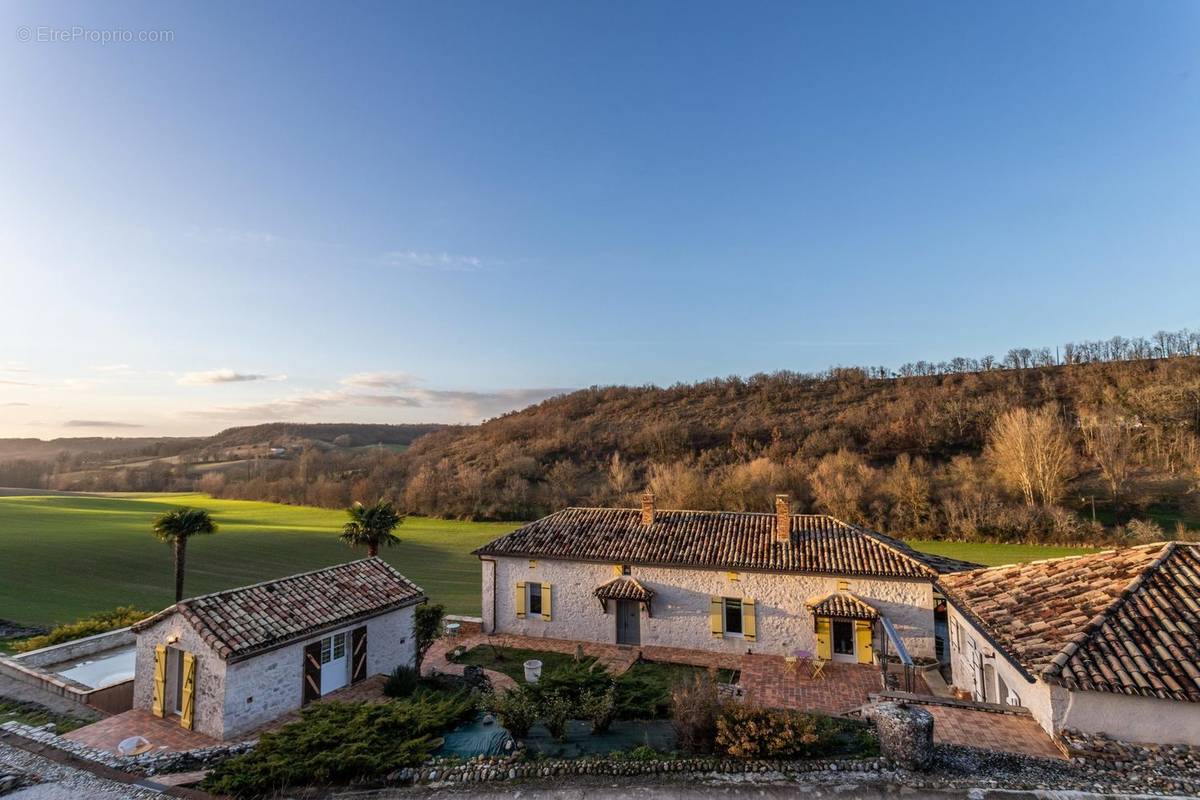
939 542 1200 702
474 507 979 579
132 558 426 662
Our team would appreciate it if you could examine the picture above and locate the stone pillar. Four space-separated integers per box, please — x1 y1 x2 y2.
868 701 935 770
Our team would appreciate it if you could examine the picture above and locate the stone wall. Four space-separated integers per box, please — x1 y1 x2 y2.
10 628 134 668
484 556 935 658
221 605 417 739
132 612 228 741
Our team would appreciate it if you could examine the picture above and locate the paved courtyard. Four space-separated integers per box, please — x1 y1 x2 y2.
919 702 1065 760
61 710 216 755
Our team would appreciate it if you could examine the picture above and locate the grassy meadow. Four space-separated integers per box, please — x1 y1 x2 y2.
0 492 1101 629
0 493 516 626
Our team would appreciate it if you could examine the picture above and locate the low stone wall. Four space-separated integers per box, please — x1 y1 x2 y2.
388 752 890 786
0 721 254 776
10 628 134 669
1061 728 1200 772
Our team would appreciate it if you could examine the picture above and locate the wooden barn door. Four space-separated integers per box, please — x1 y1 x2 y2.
351 626 368 684
303 641 322 704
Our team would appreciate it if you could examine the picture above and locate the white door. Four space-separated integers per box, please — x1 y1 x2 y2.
319 632 349 695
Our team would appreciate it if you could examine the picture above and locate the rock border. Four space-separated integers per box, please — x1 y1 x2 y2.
0 721 254 776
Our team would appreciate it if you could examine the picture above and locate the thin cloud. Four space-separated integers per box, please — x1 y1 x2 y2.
381 250 485 272
2 402 30 407
63 419 144 428
178 369 285 386
190 382 568 422
0 379 35 386
0 362 30 373
91 363 136 374
340 372 422 390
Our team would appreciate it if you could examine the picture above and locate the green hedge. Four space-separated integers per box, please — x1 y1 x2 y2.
13 607 149 652
201 691 475 798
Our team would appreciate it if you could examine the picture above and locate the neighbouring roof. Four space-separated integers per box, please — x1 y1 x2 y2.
807 592 879 620
939 542 1200 703
474 507 980 579
594 577 656 602
132 558 425 662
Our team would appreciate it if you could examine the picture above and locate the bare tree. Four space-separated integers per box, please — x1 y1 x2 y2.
1080 409 1138 518
809 449 877 524
986 405 1076 507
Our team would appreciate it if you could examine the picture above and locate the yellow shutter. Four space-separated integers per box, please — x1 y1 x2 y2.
742 598 756 642
815 617 832 660
151 645 166 717
856 620 873 665
180 651 196 729
515 581 526 618
541 583 552 621
613 564 622 577
709 596 723 638
727 571 739 582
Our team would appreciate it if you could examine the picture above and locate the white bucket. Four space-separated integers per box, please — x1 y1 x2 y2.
523 659 543 684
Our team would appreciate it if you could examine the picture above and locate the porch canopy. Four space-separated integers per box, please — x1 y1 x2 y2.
806 592 879 621
594 577 655 616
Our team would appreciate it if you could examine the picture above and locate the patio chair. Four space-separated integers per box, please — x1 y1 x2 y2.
810 656 828 681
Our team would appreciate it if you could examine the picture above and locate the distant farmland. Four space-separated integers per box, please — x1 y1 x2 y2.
0 492 1098 628
0 493 516 625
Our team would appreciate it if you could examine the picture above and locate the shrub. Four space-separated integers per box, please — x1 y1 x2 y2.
383 665 420 698
485 688 538 738
715 705 841 759
533 660 612 705
201 692 474 798
541 693 574 742
14 607 149 653
614 671 672 719
413 603 445 670
580 687 617 734
670 670 721 754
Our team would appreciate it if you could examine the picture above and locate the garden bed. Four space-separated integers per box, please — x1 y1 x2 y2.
454 645 596 684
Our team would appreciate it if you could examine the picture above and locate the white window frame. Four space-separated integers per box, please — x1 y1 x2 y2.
527 582 543 617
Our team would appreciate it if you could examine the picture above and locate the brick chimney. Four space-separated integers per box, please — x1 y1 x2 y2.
775 493 791 542
641 491 656 526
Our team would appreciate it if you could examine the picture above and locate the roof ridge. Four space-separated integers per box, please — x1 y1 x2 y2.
1043 541 1177 680
565 506 846 522
175 556 387 608
956 541 1169 574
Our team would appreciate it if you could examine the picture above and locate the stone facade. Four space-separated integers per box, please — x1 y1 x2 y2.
133 604 417 740
482 556 936 659
947 603 1200 747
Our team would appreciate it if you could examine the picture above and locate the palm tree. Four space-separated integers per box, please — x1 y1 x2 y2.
152 508 218 602
340 500 404 557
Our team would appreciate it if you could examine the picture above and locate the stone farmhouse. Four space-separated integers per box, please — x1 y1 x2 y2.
940 542 1200 747
129 558 425 741
474 493 979 665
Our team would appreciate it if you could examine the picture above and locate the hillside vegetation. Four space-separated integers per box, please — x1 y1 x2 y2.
5 329 1200 546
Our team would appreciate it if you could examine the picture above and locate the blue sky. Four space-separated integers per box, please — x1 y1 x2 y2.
1 1 1198 437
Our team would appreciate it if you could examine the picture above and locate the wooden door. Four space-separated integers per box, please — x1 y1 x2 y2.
616 600 640 645
303 641 322 704
351 626 368 684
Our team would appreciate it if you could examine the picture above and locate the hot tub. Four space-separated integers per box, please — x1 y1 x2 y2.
51 645 136 689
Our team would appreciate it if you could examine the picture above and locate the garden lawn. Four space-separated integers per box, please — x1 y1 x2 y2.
622 661 738 689
0 493 517 626
455 645 592 684
906 540 1100 566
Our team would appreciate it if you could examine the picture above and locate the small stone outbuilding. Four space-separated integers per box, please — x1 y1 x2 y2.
130 558 425 741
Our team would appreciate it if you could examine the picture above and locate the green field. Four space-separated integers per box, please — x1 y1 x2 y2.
0 493 1104 629
907 539 1099 566
0 493 516 626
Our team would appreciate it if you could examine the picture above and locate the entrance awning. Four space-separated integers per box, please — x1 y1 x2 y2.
805 592 879 621
594 577 655 616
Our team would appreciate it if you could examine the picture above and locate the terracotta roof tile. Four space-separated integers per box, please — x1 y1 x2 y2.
594 577 655 602
132 558 425 661
807 592 879 620
939 542 1200 702
474 507 979 579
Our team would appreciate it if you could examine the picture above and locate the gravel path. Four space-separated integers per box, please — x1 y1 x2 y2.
0 741 161 800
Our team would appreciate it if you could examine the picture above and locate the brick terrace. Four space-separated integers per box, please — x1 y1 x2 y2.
61 709 217 754
918 701 1065 760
